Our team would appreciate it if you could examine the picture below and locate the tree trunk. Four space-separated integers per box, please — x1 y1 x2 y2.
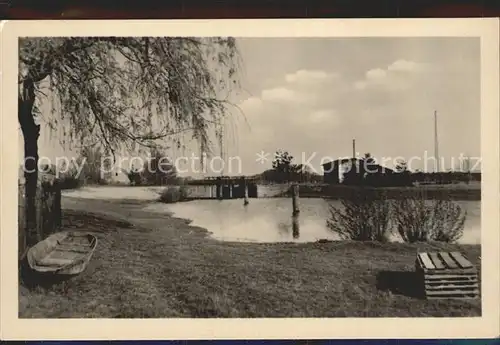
19 81 41 248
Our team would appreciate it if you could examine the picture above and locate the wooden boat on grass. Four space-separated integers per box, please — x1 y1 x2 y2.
26 231 97 276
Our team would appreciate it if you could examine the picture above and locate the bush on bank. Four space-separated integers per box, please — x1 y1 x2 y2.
327 187 466 243
160 185 190 203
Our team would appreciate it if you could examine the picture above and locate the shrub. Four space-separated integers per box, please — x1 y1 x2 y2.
57 166 85 190
327 187 392 242
179 185 189 200
57 176 82 190
392 192 466 243
126 168 143 186
160 185 190 203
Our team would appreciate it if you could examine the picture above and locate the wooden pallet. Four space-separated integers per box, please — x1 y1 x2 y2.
415 251 479 299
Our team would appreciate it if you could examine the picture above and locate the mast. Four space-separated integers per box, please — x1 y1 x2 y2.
434 110 439 172
464 154 471 184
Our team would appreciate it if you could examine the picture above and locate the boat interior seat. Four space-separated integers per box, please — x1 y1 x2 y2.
37 257 76 267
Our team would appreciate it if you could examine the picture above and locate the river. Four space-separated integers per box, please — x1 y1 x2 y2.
143 198 481 245
61 186 481 245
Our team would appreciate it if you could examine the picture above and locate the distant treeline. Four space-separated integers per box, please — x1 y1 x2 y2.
255 169 324 184
254 169 481 186
291 184 481 201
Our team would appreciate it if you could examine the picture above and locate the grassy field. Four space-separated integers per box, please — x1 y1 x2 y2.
19 198 481 318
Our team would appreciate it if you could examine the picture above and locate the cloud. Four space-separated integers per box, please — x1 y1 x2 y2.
254 68 341 106
233 69 344 171
388 59 425 72
285 69 338 84
236 68 345 136
261 87 298 102
366 68 387 80
309 109 339 125
240 69 341 109
354 59 427 92
239 97 263 111
260 86 318 104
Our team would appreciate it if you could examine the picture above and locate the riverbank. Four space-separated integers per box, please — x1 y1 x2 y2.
19 197 481 318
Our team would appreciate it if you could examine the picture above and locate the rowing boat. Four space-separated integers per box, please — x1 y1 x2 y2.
26 231 97 276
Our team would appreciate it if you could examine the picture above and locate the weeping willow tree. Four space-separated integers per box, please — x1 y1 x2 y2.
18 37 241 247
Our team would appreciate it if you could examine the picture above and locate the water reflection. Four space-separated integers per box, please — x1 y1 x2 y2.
292 215 300 239
142 198 481 244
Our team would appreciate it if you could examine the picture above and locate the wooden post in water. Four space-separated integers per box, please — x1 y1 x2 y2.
242 177 249 206
216 177 222 200
292 184 300 216
244 188 249 205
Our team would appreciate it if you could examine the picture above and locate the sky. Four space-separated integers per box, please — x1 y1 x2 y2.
19 37 481 177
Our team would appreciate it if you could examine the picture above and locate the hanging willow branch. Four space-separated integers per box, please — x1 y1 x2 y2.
19 36 242 158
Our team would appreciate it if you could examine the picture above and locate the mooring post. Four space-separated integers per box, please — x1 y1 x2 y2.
216 177 222 200
244 189 249 205
242 177 249 205
292 184 300 216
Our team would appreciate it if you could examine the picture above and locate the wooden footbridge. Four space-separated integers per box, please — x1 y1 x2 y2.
185 176 259 199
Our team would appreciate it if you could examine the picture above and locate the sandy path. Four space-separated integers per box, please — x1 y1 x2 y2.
62 186 165 201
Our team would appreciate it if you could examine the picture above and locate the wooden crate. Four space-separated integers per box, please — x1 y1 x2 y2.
415 252 479 299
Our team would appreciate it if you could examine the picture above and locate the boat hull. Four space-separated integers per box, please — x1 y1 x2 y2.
26 231 97 276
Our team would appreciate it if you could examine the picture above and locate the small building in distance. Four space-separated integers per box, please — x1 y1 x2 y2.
322 158 405 187
322 158 356 184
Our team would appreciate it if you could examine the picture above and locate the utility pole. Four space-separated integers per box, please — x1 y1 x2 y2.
352 138 356 158
434 110 440 172
465 154 471 184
